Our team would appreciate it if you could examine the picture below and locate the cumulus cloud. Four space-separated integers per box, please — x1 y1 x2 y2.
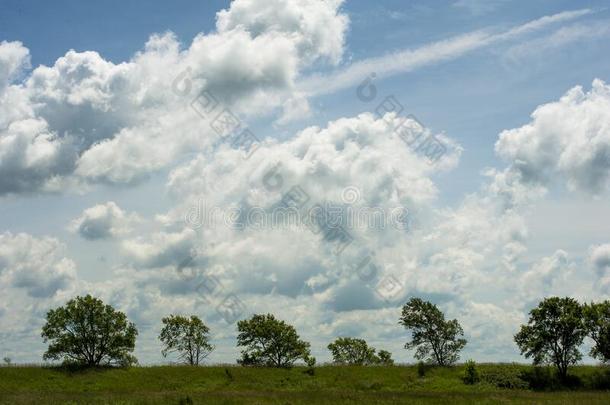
589 244 610 292
121 228 197 268
0 0 349 195
0 232 77 298
517 250 573 304
0 41 30 93
496 79 610 194
69 201 139 240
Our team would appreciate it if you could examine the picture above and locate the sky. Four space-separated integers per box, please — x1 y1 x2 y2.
1 0 610 365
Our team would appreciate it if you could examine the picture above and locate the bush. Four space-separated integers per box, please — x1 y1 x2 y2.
480 365 529 389
304 356 316 376
417 361 426 378
178 396 193 405
462 360 480 385
518 366 582 390
586 367 610 389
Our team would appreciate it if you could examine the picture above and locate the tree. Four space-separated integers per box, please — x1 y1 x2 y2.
41 295 138 367
514 297 586 379
327 337 378 365
583 301 610 363
376 349 394 365
399 297 466 366
236 314 311 368
159 315 214 365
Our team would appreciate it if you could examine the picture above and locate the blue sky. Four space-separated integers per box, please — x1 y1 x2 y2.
1 0 610 364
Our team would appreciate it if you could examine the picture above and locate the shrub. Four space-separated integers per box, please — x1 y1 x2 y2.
480 365 529 389
178 396 194 405
376 350 394 366
417 361 426 378
588 367 610 389
517 366 584 390
462 360 480 384
304 356 316 376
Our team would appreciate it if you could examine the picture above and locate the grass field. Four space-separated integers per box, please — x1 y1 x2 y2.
1 364 610 404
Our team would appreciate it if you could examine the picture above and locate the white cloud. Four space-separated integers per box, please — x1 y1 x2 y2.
589 244 610 292
496 79 610 194
518 250 574 304
0 232 77 298
504 20 610 62
299 9 593 97
0 0 349 195
121 228 197 268
69 201 139 240
0 41 30 93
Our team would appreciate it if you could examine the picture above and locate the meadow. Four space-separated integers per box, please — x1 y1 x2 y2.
1 364 610 404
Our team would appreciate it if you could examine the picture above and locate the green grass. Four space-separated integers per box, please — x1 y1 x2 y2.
1 364 609 404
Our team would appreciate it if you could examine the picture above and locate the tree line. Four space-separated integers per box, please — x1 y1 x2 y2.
31 295 610 379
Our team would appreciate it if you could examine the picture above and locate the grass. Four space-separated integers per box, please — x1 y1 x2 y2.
1 364 609 404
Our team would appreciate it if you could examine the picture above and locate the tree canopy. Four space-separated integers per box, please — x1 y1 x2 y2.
327 337 378 365
236 314 311 368
159 315 214 366
399 297 466 366
583 301 610 363
41 295 138 367
515 296 586 378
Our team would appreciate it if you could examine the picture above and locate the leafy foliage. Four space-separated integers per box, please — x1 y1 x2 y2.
583 301 610 363
399 298 467 366
480 364 529 389
159 315 214 366
327 337 378 365
462 360 480 384
304 355 316 375
236 314 311 368
514 297 586 378
376 350 394 366
417 361 426 377
41 295 138 367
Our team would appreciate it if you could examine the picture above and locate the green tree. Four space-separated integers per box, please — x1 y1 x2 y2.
236 314 311 368
514 297 586 379
376 349 394 365
462 359 480 384
41 295 138 367
583 300 610 363
399 297 466 366
159 315 214 365
327 337 378 365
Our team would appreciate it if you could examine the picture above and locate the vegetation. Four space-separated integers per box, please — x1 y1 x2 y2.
159 315 214 366
514 297 586 379
5 294 610 403
462 360 480 384
328 337 378 365
41 295 138 367
584 300 610 363
377 349 394 366
417 361 426 378
236 313 312 368
2 364 610 404
399 298 467 366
